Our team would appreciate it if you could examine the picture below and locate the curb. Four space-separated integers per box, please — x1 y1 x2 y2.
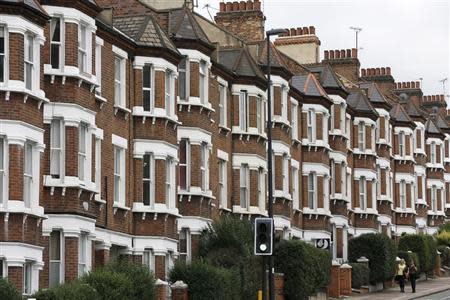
411 288 450 300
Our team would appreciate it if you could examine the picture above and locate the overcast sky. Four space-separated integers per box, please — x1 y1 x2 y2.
194 0 450 100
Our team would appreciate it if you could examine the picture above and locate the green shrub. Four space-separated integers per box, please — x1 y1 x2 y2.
436 231 450 247
438 245 450 267
438 223 450 233
397 251 421 273
349 263 369 289
348 233 396 284
33 281 99 300
399 234 437 274
169 260 239 300
81 269 133 300
103 260 155 300
274 239 331 300
0 278 21 300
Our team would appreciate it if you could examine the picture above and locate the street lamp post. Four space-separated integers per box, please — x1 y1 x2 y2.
265 28 288 300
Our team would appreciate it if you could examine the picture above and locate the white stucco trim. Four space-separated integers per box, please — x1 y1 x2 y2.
134 56 177 73
133 140 178 160
232 154 267 171
272 140 290 155
302 163 330 176
231 84 266 98
217 149 229 161
42 214 96 237
354 169 377 180
43 5 96 28
44 103 96 127
177 216 211 234
271 75 289 88
112 134 128 149
0 119 44 146
177 127 212 145
353 117 376 127
302 103 329 114
179 49 211 65
133 237 178 255
395 173 415 183
112 45 128 60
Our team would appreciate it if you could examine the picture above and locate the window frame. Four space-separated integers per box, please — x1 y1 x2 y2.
399 131 405 157
219 159 227 209
95 38 102 95
399 180 406 209
165 70 174 116
78 232 88 277
179 139 190 191
199 60 208 104
178 228 191 263
240 164 249 209
23 142 33 208
308 172 316 209
50 119 65 178
24 32 35 91
200 142 209 192
239 90 249 131
358 122 365 151
114 56 126 107
0 137 5 205
258 167 265 211
431 186 437 212
78 23 88 73
291 166 299 210
178 56 188 101
49 230 63 288
165 157 175 208
142 64 154 112
0 25 6 84
143 249 155 273
430 142 436 164
281 85 288 120
94 137 101 196
219 83 227 127
282 154 289 193
23 261 32 295
291 102 298 140
142 153 155 207
113 146 125 205
50 17 63 70
307 110 315 143
78 123 88 182
256 95 263 134
359 177 366 210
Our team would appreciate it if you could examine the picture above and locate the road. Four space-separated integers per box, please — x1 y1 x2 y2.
415 290 450 300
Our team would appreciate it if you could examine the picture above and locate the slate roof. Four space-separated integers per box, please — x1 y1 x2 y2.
402 100 427 119
218 47 266 81
359 82 389 104
389 102 413 124
433 113 450 130
113 14 179 54
2 0 48 15
168 8 212 47
307 64 347 91
291 73 329 98
425 118 442 134
346 90 378 116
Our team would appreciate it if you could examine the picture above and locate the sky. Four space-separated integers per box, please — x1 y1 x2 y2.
193 0 450 100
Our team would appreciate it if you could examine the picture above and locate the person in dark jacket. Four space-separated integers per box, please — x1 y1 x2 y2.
408 261 418 293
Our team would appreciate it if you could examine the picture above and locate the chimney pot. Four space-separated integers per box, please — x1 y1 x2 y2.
441 95 445 101
407 82 411 88
309 26 315 35
346 49 351 58
341 49 346 58
416 81 420 88
411 82 415 89
220 2 226 12
239 1 246 10
296 27 303 35
375 68 381 76
246 0 253 10
381 67 386 75
386 67 391 75
330 50 335 59
303 26 309 34
225 2 233 11
402 82 407 89
335 50 341 59
351 48 357 58
290 28 296 36
254 0 261 10
232 1 239 11
324 50 329 60
432 95 436 101
361 69 367 77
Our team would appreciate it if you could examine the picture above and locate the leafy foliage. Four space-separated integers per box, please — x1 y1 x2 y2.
169 260 239 300
81 269 133 300
437 245 450 267
33 281 99 300
397 251 421 273
348 233 396 284
438 223 450 234
436 231 450 247
0 278 21 300
274 239 331 300
399 234 436 274
349 263 369 289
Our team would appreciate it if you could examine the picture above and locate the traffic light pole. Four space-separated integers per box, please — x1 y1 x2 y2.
266 33 275 300
262 256 267 300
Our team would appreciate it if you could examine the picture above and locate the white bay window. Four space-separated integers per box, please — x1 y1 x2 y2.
179 139 190 190
143 153 154 207
23 142 33 208
239 91 248 131
50 119 64 177
24 33 35 91
142 64 154 112
240 164 249 209
50 17 63 70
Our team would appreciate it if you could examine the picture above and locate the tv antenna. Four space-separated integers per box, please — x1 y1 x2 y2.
349 27 362 58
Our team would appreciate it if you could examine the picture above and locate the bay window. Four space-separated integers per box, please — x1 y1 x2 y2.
291 103 298 140
78 123 88 181
239 91 248 131
178 57 188 101
431 186 437 212
50 17 62 69
143 153 154 206
114 56 125 107
114 146 125 204
219 159 227 208
23 262 32 295
200 142 209 191
358 122 365 151
78 23 87 73
166 157 175 207
78 232 88 276
399 132 405 156
307 110 315 142
49 230 62 288
165 252 174 280
23 142 33 208
330 161 335 196
256 95 263 134
219 84 227 127
281 85 288 120
292 166 299 210
399 180 406 209
240 164 249 209
50 119 64 178
308 173 316 209
142 64 153 112
430 143 436 164
165 70 173 116
24 33 34 90
143 249 155 272
179 228 190 263
282 154 289 193
0 137 4 204
94 137 101 196
179 139 190 190
359 177 366 210
199 60 207 104
258 168 265 211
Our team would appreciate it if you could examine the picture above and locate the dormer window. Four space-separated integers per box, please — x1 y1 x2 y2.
142 65 154 112
358 122 365 151
50 17 63 70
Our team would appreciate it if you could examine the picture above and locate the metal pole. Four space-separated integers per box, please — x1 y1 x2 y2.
262 256 267 300
266 33 275 300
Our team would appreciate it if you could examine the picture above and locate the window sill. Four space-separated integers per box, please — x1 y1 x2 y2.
394 208 416 215
302 208 331 217
330 129 347 137
426 163 444 169
177 99 215 113
132 202 180 218
272 116 291 127
114 104 131 117
95 93 107 108
113 202 130 215
0 84 49 108
353 208 378 215
0 200 45 218
231 127 267 141
301 140 330 150
178 189 216 203
330 195 350 203
427 210 446 217
132 107 180 125
218 205 232 212
393 155 415 162
43 175 98 198
44 64 98 89
352 149 377 156
232 205 267 216
377 196 393 203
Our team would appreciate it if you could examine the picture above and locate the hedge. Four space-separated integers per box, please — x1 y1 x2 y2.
349 263 369 289
438 245 450 267
33 281 99 300
274 239 331 300
348 233 396 284
399 234 436 274
436 231 450 247
169 260 239 300
0 278 21 300
397 251 420 273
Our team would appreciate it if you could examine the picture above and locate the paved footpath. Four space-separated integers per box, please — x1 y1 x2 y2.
349 277 450 300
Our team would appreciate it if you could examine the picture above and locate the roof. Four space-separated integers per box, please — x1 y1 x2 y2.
2 0 48 15
433 114 450 130
425 118 442 135
218 47 266 81
168 7 213 48
291 73 329 98
359 82 389 104
389 102 413 124
346 90 378 116
307 64 347 91
402 100 427 118
113 14 179 54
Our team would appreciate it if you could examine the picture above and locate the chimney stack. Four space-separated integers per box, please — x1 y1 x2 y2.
322 48 359 83
215 0 265 42
274 25 321 64
360 66 395 94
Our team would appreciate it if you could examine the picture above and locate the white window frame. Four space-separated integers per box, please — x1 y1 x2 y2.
114 146 125 205
23 261 32 295
307 110 316 143
0 258 5 278
178 56 189 101
178 228 191 263
142 153 155 207
165 70 174 116
142 64 154 112
399 132 405 157
256 95 263 134
0 137 4 205
281 85 288 120
308 172 317 209
431 186 437 212
143 249 155 273
292 166 299 210
219 83 227 127
340 103 346 132
0 25 6 84
219 159 227 209
78 23 88 73
258 167 265 211
200 142 209 191
50 17 63 70
78 232 88 277
165 252 174 280
199 60 208 104
23 142 33 208
282 154 289 193
94 137 101 196
399 180 406 209
24 33 35 91
78 123 88 181
95 39 102 95
114 56 126 107
239 91 249 131
179 139 190 191
291 102 298 140
330 161 335 196
431 142 436 164
165 157 175 208
240 164 249 209
359 177 367 210
50 119 65 178
358 122 365 151
49 230 63 288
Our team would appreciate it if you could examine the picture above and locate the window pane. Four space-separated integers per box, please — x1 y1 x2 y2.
0 27 4 53
143 65 151 88
143 154 150 179
143 181 150 206
27 35 33 61
25 63 32 90
50 231 61 260
51 44 60 69
179 71 186 100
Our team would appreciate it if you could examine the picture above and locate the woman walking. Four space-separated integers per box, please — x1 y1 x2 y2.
408 261 418 293
396 259 407 292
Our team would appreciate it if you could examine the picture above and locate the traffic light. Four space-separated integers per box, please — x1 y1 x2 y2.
254 218 273 255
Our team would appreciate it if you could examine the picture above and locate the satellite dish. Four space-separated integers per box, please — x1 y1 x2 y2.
399 93 408 101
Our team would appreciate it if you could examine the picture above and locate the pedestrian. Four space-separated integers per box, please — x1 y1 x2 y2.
396 259 407 292
408 261 418 293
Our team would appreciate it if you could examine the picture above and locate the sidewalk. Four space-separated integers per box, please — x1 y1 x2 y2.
349 276 450 300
